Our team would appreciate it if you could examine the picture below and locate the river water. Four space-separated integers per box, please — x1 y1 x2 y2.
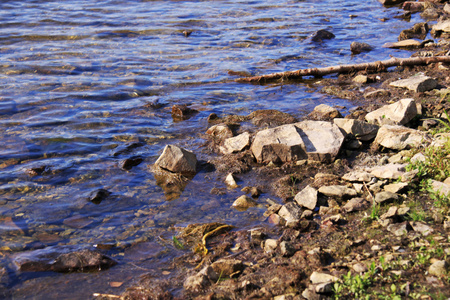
0 0 424 298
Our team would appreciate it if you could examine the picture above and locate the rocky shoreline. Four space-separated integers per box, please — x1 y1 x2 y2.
114 1 450 299
3 1 450 299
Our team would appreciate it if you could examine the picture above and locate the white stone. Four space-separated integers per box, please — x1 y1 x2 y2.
225 173 238 188
318 185 357 198
365 98 417 126
374 125 431 150
310 271 339 284
342 170 374 182
220 132 250 155
294 185 318 210
334 118 379 141
389 75 437 93
430 180 450 197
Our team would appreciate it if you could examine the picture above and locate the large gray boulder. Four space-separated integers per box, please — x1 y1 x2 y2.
374 125 431 150
333 118 379 141
251 121 344 163
154 145 197 174
365 98 417 126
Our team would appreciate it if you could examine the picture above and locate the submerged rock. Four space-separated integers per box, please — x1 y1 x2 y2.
154 144 197 175
171 104 198 121
12 246 117 273
232 195 258 210
120 156 143 170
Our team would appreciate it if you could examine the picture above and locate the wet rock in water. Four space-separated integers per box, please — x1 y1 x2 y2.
294 185 318 210
429 260 448 277
342 170 374 182
398 22 429 41
225 173 238 188
248 109 297 127
171 104 198 121
401 1 426 12
430 180 450 197
232 195 257 210
210 259 244 277
382 39 422 49
374 125 431 150
311 29 335 42
410 221 434 236
307 104 342 121
318 185 357 199
88 188 111 204
343 197 370 212
154 145 197 175
378 0 406 6
120 155 143 170
63 215 93 229
370 163 406 179
350 41 373 54
334 118 379 141
220 132 251 155
206 124 234 142
387 221 411 236
365 98 417 126
374 191 399 205
278 202 303 223
26 165 50 176
112 141 144 157
12 246 117 273
389 75 437 93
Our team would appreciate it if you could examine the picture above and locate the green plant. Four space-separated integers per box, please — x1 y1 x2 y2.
370 204 381 221
333 271 372 299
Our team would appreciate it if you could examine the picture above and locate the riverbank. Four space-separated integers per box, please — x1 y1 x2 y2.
113 1 450 299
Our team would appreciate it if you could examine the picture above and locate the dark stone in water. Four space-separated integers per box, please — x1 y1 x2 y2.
350 42 374 54
25 165 50 176
171 104 198 121
88 189 111 204
112 142 144 157
12 246 117 273
120 156 143 170
311 29 335 42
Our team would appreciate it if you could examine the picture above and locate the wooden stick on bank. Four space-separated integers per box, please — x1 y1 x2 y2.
235 55 450 83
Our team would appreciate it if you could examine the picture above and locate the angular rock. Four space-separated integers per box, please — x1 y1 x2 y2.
264 239 278 254
398 22 429 40
334 118 379 141
353 75 369 84
350 42 373 54
387 221 411 236
210 259 244 277
315 282 334 294
294 185 318 210
365 98 417 126
374 191 399 204
225 173 238 188
384 182 408 193
370 164 406 180
432 20 450 35
87 188 111 204
342 170 374 182
251 121 344 163
310 271 339 284
307 104 342 121
318 185 357 198
220 132 250 155
390 75 437 93
280 241 296 257
410 221 434 236
343 197 370 212
380 206 398 220
13 246 117 273
382 39 421 49
206 124 233 142
171 104 198 121
374 125 431 150
232 195 257 210
120 156 143 170
154 145 197 174
428 260 448 277
278 202 303 222
430 180 450 197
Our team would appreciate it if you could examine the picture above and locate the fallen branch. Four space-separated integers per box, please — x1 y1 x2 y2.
235 55 450 83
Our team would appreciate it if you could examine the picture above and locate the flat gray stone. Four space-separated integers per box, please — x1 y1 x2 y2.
342 170 374 182
410 221 434 236
220 132 251 155
384 182 408 193
382 39 422 49
318 185 357 198
365 98 417 126
390 75 437 93
374 191 399 204
387 221 411 236
294 185 318 210
433 20 450 33
430 180 450 197
334 118 379 141
374 125 431 150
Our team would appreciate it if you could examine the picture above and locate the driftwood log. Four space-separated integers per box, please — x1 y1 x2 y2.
235 56 450 83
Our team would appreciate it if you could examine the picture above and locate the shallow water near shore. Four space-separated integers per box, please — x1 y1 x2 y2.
0 0 426 298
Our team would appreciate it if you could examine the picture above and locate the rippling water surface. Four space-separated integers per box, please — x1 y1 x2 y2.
0 0 423 298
